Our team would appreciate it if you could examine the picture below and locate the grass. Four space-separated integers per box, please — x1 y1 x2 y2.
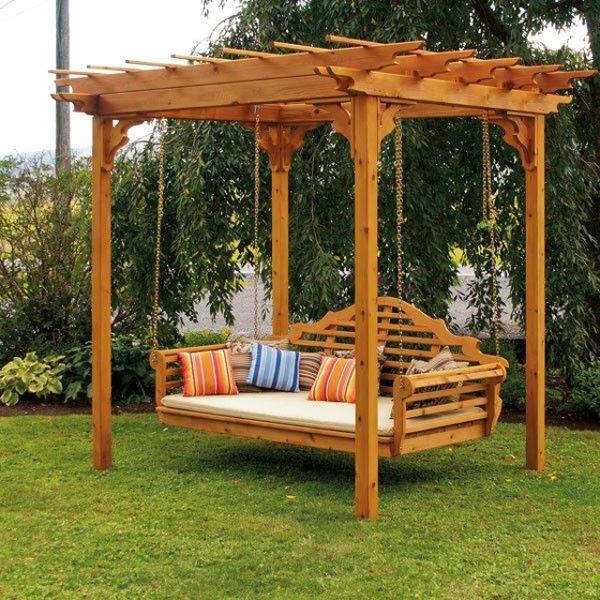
0 415 599 599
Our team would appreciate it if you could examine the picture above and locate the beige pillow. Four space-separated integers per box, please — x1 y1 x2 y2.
298 352 324 391
229 336 290 355
334 344 386 368
390 346 468 419
229 351 263 393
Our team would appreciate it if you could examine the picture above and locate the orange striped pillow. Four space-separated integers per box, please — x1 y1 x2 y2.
179 349 238 397
308 356 356 403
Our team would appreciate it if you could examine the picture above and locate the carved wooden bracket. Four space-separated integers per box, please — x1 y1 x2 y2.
52 92 98 114
257 123 320 172
322 100 403 155
102 118 145 170
489 113 535 171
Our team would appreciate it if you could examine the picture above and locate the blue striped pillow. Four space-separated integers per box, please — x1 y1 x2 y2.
247 343 300 392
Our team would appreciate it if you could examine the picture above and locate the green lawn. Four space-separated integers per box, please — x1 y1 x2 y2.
0 415 598 599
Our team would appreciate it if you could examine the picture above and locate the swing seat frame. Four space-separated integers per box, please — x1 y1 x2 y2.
153 297 506 457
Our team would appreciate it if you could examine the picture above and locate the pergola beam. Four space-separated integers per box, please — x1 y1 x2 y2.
97 75 343 115
56 42 426 95
317 66 571 114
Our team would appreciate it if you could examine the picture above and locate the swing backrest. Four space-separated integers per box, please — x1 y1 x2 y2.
288 296 506 396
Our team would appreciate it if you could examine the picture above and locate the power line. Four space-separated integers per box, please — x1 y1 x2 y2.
0 0 18 10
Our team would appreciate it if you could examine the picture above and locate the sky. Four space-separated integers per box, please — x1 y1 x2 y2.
0 1 590 156
0 0 238 155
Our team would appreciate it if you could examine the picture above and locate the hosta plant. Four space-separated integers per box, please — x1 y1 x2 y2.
0 352 65 406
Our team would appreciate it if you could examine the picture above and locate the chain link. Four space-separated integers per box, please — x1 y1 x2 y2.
394 115 405 302
253 106 261 339
150 118 167 367
394 114 405 354
482 117 500 356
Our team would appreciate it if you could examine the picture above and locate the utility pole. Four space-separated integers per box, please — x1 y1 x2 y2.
55 0 70 174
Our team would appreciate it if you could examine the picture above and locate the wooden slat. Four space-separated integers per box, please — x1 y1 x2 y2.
221 47 278 58
406 396 487 418
50 68 104 76
406 383 487 401
271 41 328 53
126 59 183 69
383 49 476 78
87 64 142 73
409 368 504 390
402 421 486 453
171 54 230 64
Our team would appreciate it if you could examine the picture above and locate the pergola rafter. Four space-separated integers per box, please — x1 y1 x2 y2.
50 35 596 521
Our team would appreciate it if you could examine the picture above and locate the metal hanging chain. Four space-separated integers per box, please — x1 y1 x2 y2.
394 114 405 355
150 118 167 367
252 106 261 339
482 117 501 357
394 114 405 302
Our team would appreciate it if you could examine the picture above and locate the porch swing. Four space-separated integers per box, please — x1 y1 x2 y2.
150 112 507 458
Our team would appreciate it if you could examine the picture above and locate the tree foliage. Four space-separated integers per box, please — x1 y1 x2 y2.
109 1 600 378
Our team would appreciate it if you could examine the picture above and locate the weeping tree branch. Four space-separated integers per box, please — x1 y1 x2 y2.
472 0 511 45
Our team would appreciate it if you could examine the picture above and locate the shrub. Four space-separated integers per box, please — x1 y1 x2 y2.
61 334 154 404
182 328 230 347
0 156 91 364
0 352 65 406
480 339 525 410
568 363 600 419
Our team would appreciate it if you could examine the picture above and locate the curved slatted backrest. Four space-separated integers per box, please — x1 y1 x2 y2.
289 296 506 396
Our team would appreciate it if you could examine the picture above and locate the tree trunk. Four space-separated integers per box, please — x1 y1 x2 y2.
55 0 71 175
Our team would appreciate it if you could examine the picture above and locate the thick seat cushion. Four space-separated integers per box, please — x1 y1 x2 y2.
162 391 395 435
161 392 485 437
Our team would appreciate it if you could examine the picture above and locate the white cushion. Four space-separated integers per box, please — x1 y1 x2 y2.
161 391 485 437
163 391 395 436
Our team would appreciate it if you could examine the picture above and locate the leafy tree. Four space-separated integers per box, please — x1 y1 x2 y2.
0 156 92 362
109 0 599 379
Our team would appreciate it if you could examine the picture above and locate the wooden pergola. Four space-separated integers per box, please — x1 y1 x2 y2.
52 35 595 519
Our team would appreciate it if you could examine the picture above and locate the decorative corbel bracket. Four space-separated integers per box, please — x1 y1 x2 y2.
102 118 146 171
488 113 535 171
52 92 98 114
322 100 405 155
258 123 321 172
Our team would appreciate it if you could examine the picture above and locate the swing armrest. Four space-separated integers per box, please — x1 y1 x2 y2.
391 362 507 454
151 343 230 407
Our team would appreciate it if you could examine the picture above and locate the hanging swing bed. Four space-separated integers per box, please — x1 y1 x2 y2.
151 111 507 458
51 34 595 519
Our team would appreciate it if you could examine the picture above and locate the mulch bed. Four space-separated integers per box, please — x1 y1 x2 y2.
2 399 598 431
0 398 155 418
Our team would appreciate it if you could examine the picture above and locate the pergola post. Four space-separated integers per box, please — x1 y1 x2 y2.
525 115 546 471
261 123 316 338
91 116 113 470
352 95 380 519
269 137 291 338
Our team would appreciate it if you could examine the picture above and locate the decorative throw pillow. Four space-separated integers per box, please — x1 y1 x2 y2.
179 348 238 397
247 343 301 392
390 346 468 418
229 336 290 355
230 352 264 393
334 344 387 368
298 352 324 391
405 346 467 376
308 356 356 403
